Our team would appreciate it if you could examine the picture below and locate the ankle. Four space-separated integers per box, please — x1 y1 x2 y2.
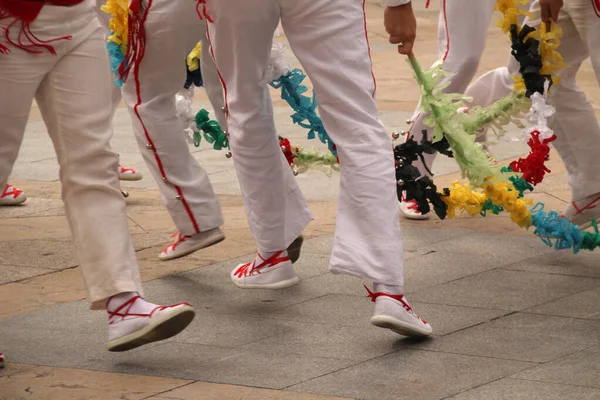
257 249 288 261
373 283 404 295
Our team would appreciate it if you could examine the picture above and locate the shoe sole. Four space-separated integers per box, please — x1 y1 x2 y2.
0 196 27 206
232 276 300 290
119 174 143 181
158 232 226 261
370 315 432 337
398 202 430 220
287 235 304 264
108 306 195 352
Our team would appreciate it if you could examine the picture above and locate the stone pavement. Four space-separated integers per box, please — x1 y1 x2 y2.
2 3 600 400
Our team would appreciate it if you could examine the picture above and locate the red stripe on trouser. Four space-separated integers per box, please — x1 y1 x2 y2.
205 24 229 113
362 0 376 97
441 0 450 61
594 0 600 17
131 0 200 233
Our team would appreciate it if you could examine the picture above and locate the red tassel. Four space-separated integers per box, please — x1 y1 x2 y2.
426 0 431 8
509 130 557 186
118 0 150 84
195 0 213 23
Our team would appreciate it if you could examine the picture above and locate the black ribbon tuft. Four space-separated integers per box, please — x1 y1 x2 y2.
394 130 452 219
510 24 552 97
184 60 204 89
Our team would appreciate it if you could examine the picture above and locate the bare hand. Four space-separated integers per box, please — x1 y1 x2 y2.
539 0 563 23
384 3 417 56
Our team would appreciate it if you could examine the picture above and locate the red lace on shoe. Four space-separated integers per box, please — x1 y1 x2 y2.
401 193 421 214
572 195 600 216
106 295 190 324
364 285 427 324
233 251 290 278
1 184 23 199
162 232 192 254
119 165 137 175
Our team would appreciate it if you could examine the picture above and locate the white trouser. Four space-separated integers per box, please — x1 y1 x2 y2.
206 0 405 286
465 0 600 201
407 0 497 178
0 0 142 309
95 0 227 126
113 0 224 235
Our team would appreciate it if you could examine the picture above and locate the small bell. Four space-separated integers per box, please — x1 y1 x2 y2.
391 131 400 140
397 179 404 186
145 144 153 150
224 130 230 137
221 106 228 113
292 168 299 176
175 195 182 200
225 152 233 158
406 119 412 125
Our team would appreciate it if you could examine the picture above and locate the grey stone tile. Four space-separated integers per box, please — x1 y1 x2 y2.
525 287 600 320
410 269 600 311
130 232 172 252
429 231 553 266
0 301 98 333
512 346 600 388
95 342 235 380
172 312 293 348
448 378 600 400
402 249 505 294
198 348 356 389
141 262 332 317
504 251 600 278
415 312 600 363
398 226 473 255
0 264 53 284
238 320 408 361
0 239 77 270
288 350 534 400
302 235 334 256
290 252 331 280
266 294 509 337
298 273 365 297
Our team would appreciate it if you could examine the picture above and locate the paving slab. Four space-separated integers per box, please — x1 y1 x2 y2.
447 378 600 400
151 381 355 400
414 312 600 363
503 250 600 279
0 364 191 400
0 264 54 285
512 346 600 389
0 239 78 270
525 287 600 320
288 349 535 400
409 269 600 311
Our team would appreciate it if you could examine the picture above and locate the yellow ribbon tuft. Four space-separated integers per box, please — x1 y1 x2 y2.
442 179 533 228
187 42 202 72
102 0 130 54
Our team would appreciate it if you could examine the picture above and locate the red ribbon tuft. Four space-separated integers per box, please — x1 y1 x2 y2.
509 130 557 186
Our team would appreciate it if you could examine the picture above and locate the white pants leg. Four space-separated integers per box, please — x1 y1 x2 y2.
408 0 497 177
207 0 404 285
0 0 142 309
94 0 123 116
467 0 600 201
205 0 313 254
121 0 223 235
